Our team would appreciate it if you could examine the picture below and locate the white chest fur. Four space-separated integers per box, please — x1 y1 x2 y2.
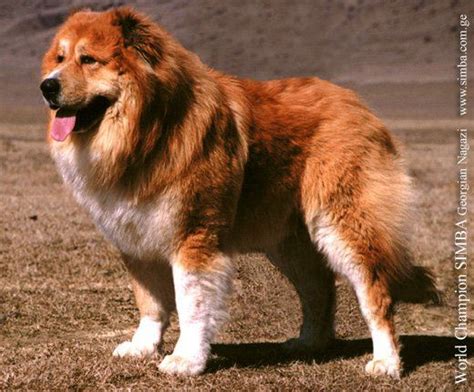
51 144 180 262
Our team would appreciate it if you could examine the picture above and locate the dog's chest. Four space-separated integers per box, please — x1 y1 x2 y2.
51 146 180 261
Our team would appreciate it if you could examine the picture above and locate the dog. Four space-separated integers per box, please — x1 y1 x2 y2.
40 7 440 378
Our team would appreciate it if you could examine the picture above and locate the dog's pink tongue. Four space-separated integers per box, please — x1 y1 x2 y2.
51 113 76 142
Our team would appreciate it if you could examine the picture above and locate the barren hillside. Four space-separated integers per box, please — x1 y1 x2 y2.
0 0 472 122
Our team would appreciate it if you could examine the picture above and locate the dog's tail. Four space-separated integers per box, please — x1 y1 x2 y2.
390 262 442 304
380 153 442 305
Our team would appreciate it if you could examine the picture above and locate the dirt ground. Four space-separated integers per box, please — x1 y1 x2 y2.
0 116 472 391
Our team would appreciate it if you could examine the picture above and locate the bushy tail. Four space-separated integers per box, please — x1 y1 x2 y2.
391 265 442 305
375 157 443 305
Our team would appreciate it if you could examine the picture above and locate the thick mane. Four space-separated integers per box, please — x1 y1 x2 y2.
74 7 240 199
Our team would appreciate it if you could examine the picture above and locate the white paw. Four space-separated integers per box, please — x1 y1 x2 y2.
158 354 206 376
113 317 162 358
113 340 157 358
365 358 401 379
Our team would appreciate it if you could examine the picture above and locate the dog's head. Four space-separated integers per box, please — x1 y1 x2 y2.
41 7 181 142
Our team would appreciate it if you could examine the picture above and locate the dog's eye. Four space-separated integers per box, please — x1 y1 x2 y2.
80 55 97 65
56 55 64 63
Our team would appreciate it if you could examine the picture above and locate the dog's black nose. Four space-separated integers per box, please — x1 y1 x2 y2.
40 78 60 99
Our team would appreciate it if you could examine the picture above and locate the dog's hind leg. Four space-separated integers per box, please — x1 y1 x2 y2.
267 222 336 352
308 211 402 379
113 257 175 358
299 122 425 378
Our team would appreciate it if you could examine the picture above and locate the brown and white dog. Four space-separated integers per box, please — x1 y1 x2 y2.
40 7 440 378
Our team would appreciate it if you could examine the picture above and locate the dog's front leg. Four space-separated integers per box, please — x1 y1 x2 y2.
159 252 233 376
114 257 175 358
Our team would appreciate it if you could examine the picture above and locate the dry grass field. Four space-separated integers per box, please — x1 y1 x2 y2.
0 119 472 390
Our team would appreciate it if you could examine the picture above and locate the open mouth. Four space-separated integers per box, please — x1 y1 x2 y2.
51 96 110 142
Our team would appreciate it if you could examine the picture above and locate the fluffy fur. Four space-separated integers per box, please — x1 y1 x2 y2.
41 7 440 378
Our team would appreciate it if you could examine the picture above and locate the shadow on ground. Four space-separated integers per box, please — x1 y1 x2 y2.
210 335 473 375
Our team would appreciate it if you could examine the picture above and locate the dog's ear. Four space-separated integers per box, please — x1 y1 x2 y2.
113 7 162 66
